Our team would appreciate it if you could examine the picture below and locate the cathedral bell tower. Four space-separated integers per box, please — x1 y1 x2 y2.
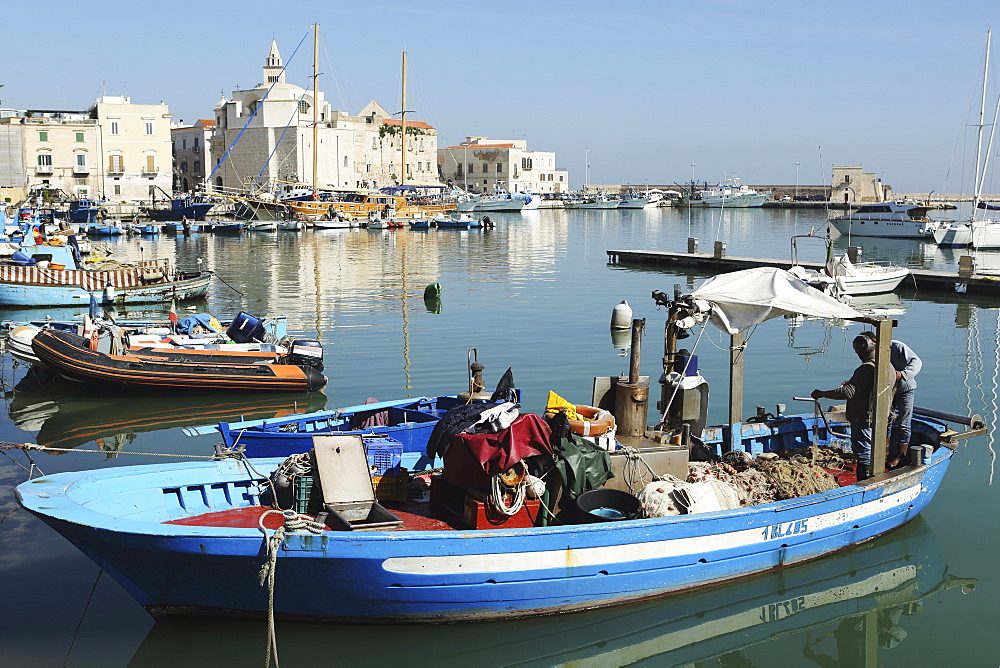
263 39 285 85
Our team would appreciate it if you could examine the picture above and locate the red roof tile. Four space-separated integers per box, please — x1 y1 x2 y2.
382 118 434 130
445 144 515 150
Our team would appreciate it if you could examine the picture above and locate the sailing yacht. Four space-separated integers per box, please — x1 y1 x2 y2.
935 30 1000 248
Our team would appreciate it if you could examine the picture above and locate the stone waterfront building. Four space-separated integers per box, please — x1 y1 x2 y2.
829 165 891 204
207 40 441 194
171 119 215 193
0 96 172 203
437 137 568 194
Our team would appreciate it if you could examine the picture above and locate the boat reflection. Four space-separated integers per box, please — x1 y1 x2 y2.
130 518 973 666
8 382 327 451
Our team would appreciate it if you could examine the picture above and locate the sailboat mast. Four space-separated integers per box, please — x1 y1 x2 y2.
400 51 408 186
973 29 990 210
312 23 319 195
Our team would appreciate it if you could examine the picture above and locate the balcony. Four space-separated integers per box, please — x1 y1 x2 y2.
73 165 89 175
107 165 124 175
142 165 159 175
36 164 53 174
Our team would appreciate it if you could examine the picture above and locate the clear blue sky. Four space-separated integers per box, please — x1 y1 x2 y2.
4 0 999 193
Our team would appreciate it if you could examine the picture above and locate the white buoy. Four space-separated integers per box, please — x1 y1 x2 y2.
610 300 633 329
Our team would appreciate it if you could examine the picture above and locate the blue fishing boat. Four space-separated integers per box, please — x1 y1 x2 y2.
66 199 102 224
15 269 985 622
137 224 160 235
84 222 124 236
433 213 480 228
206 220 244 234
205 395 479 471
0 238 211 306
141 195 215 221
408 219 432 230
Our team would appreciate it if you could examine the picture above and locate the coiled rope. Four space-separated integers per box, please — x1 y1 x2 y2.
257 508 325 668
489 472 526 516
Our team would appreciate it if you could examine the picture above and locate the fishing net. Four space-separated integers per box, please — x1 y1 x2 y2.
685 447 841 507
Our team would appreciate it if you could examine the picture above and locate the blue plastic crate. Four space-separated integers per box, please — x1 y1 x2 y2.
363 436 403 476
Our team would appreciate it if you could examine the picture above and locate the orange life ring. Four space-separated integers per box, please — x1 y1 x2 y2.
546 404 616 436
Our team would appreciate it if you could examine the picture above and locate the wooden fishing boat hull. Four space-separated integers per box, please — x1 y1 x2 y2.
16 435 952 622
30 329 326 392
0 266 211 306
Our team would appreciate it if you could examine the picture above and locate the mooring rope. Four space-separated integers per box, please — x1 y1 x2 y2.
0 441 222 459
257 508 325 668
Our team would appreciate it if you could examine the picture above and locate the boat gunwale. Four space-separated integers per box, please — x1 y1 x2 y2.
15 445 948 543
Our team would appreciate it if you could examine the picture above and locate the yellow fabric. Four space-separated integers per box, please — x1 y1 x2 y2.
546 391 581 421
207 316 224 333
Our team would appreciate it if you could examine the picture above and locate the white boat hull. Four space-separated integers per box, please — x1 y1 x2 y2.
838 267 910 295
933 224 972 247
829 218 936 239
473 199 525 212
970 220 1000 248
702 193 768 208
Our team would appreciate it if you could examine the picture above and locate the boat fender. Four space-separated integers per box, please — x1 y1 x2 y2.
103 284 115 302
610 300 632 329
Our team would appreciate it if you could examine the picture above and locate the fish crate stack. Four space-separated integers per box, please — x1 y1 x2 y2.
366 436 408 502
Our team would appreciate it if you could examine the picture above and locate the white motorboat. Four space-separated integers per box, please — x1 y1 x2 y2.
788 235 910 297
698 176 769 208
828 200 942 239
569 194 621 209
276 220 306 231
618 190 663 209
467 189 527 213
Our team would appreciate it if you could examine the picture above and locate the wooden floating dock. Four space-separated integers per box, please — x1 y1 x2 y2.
606 249 1000 298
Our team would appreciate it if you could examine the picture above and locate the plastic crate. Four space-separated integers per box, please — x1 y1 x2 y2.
372 469 409 502
363 436 403 476
292 475 318 514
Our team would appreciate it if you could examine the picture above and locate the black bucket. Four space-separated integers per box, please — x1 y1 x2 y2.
576 489 642 523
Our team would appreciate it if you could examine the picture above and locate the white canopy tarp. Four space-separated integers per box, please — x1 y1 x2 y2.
691 267 862 334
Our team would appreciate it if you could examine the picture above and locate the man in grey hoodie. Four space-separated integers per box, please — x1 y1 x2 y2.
861 331 922 468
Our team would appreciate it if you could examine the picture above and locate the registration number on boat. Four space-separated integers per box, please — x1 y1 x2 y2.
761 518 809 540
759 595 807 622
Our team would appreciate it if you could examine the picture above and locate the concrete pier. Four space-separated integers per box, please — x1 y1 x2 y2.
606 248 1000 298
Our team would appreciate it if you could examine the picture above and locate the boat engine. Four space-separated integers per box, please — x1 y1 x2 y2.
285 339 324 371
657 348 709 437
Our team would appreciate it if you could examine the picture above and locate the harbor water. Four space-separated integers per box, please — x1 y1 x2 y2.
0 205 997 666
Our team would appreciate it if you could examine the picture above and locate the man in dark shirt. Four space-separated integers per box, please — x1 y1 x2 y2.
811 334 877 481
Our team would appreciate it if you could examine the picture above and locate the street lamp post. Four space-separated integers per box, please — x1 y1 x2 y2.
584 149 590 192
795 161 800 200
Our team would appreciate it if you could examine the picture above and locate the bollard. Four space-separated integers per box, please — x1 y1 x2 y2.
687 237 698 254
713 241 726 259
959 255 975 278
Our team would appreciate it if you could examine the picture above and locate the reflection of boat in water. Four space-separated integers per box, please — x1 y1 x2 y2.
842 291 908 316
128 517 973 666
9 384 326 451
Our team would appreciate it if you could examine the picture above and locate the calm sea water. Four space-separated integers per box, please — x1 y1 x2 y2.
1 205 997 666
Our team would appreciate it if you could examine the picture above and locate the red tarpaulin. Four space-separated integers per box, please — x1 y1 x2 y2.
443 413 553 488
